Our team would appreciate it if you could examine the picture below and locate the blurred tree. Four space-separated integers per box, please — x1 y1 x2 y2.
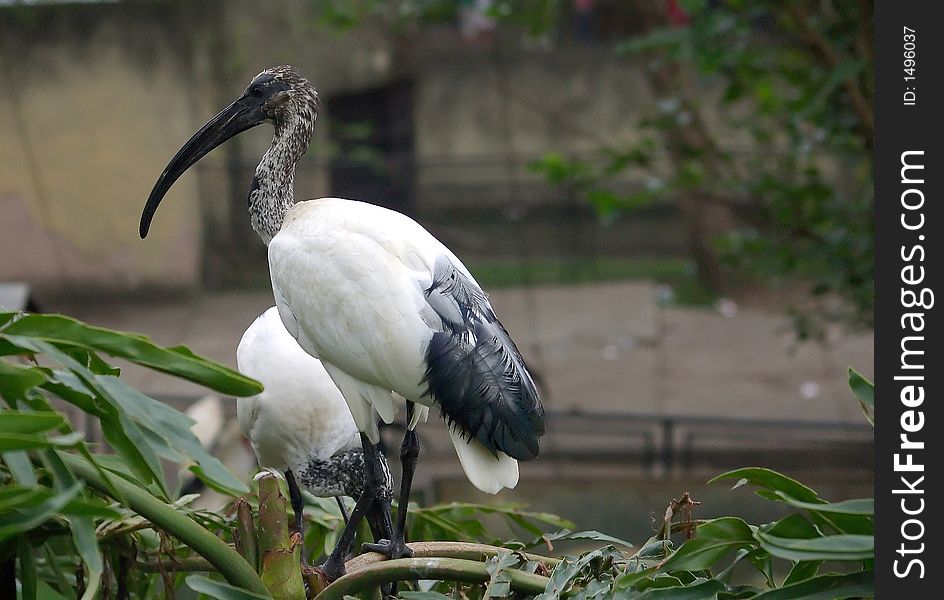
529 0 874 338
310 0 874 338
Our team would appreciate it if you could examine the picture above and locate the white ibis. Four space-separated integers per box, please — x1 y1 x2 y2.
140 65 545 580
236 307 393 543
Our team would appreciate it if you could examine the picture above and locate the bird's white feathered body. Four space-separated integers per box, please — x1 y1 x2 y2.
236 307 360 474
269 198 522 494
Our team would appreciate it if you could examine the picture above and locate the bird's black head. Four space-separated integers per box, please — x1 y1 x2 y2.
140 65 318 238
243 65 318 129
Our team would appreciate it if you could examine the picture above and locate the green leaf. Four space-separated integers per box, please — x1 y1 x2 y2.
635 574 684 591
399 593 453 600
638 578 725 599
95 376 248 495
614 566 658 591
848 367 874 425
41 449 104 600
773 492 873 515
658 538 746 572
540 529 634 549
697 517 755 542
485 551 521 598
18 536 38 600
0 431 83 452
0 359 48 401
185 574 272 599
1 314 262 396
538 546 624 600
0 481 82 542
709 467 821 503
0 485 119 519
782 560 821 586
35 580 70 600
0 411 65 434
1 449 37 484
753 570 873 600
12 339 169 494
755 531 873 561
764 513 819 539
848 368 873 407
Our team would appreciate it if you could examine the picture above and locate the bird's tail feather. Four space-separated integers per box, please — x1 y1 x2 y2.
447 426 519 494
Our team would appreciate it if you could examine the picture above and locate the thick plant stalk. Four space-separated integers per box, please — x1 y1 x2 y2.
256 473 306 600
234 498 259 571
61 453 270 596
315 557 552 600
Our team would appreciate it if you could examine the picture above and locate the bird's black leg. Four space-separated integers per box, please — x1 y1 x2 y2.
319 433 391 582
319 486 375 581
334 497 350 525
363 401 418 560
285 469 305 536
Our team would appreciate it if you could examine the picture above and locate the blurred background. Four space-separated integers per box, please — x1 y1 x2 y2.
0 0 873 544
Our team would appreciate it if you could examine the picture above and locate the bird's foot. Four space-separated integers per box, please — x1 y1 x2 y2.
317 552 346 582
361 537 413 560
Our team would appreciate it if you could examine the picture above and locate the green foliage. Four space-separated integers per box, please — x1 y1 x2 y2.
1 311 266 598
529 1 873 339
4 311 874 599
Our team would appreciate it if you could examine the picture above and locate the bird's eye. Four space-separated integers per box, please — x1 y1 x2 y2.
250 84 265 97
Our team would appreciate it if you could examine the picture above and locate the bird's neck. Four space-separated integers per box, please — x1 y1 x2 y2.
249 110 314 244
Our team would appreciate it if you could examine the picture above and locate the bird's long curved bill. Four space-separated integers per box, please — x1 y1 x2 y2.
140 100 261 238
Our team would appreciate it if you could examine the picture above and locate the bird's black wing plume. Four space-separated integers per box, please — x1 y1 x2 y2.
423 256 545 460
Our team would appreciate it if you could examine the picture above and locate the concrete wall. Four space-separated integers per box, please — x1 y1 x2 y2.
1 1 697 296
0 3 204 296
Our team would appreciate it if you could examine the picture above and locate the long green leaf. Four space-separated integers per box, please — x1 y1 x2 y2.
13 339 168 494
782 560 821 586
709 467 821 503
638 578 725 599
0 359 48 401
185 575 272 600
0 481 82 542
848 368 874 425
847 368 873 408
658 538 746 572
1 313 262 396
0 411 66 434
18 536 38 600
1 449 37 484
755 531 873 561
773 492 873 515
0 431 83 452
0 485 119 519
95 376 247 495
696 517 755 542
753 570 873 600
40 449 104 600
536 529 634 549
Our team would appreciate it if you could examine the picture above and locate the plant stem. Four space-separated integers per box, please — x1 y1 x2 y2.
61 453 270 596
136 557 215 572
315 557 552 600
343 541 561 573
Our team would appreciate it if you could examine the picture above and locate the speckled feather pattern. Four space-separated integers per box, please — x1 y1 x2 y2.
297 446 393 499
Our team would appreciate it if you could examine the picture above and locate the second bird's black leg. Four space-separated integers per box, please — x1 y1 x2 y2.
363 401 419 560
319 433 392 581
334 497 350 525
285 469 305 536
